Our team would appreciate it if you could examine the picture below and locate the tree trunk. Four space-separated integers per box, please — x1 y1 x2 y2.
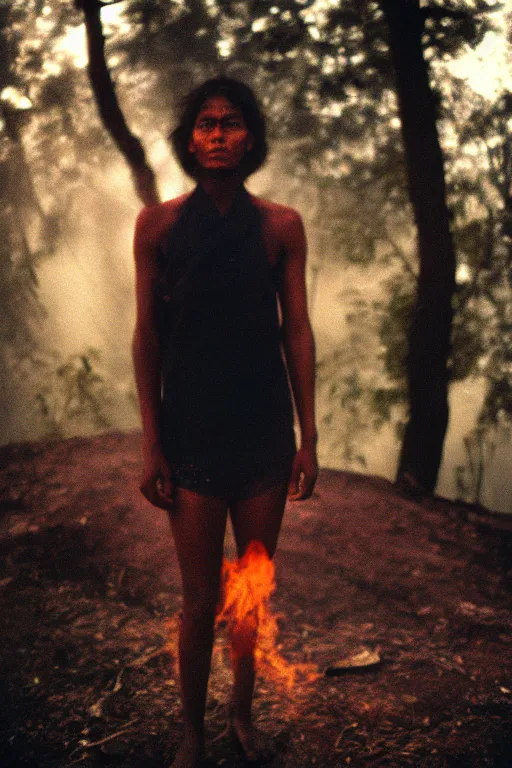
76 0 160 206
381 0 456 493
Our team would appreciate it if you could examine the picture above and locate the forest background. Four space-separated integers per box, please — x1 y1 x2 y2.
1 0 511 512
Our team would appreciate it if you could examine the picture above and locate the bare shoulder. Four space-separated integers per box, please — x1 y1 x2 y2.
134 192 191 253
252 195 303 234
251 194 306 262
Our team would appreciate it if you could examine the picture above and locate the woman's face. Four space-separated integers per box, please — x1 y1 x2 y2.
188 95 254 174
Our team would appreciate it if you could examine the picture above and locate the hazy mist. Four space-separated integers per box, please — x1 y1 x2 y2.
27 139 511 514
2 2 510 514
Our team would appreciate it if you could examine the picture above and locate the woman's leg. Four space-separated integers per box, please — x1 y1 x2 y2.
227 482 288 757
169 487 228 768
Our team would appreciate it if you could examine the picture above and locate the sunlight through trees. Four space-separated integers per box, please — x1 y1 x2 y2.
1 0 510 509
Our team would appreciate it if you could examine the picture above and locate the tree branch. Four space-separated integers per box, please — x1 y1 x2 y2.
382 228 418 280
75 0 160 206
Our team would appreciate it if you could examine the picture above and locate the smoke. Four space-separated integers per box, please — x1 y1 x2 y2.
7 138 511 513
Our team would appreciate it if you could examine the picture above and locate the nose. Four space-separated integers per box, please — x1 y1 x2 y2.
210 122 225 142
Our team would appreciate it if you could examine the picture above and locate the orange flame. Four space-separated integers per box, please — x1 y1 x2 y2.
216 540 319 691
165 540 319 694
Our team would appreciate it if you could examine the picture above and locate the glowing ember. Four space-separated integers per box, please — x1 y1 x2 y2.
216 540 319 691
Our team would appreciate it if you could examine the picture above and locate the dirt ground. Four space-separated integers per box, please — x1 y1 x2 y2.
0 431 511 768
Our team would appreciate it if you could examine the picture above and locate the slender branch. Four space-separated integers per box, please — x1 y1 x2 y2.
75 0 160 206
81 720 139 749
65 718 139 766
456 208 495 313
383 228 417 279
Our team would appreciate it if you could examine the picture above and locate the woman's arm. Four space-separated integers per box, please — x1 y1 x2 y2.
278 210 318 500
132 207 174 509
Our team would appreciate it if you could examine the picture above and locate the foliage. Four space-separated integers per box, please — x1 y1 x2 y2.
455 426 493 505
34 347 138 439
450 91 512 428
316 292 400 468
454 416 511 506
316 72 510 476
0 0 509 486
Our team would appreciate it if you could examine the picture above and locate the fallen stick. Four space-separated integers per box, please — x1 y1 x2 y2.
64 718 139 766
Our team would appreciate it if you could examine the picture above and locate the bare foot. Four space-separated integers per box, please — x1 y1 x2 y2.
232 718 274 763
170 734 204 768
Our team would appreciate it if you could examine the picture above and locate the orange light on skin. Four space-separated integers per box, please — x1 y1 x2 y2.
165 612 181 678
188 96 254 173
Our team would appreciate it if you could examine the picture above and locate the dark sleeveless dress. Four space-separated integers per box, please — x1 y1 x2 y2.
155 184 296 501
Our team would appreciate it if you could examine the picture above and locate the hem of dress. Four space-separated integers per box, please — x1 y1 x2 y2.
170 465 294 503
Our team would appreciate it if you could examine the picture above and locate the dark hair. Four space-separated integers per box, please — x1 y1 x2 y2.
169 77 268 179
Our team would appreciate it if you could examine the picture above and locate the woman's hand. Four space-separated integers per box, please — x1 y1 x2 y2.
287 444 318 501
140 443 174 511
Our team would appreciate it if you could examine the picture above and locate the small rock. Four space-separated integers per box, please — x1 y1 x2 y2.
325 648 381 676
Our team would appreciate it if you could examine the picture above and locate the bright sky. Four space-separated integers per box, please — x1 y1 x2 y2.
51 0 131 69
450 27 511 99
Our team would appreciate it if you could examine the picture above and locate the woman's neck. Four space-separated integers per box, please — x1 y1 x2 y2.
197 173 245 216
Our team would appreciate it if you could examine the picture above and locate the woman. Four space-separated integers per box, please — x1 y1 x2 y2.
132 77 317 767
